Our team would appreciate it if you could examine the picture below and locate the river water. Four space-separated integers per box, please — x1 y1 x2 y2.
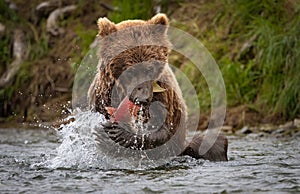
0 113 300 193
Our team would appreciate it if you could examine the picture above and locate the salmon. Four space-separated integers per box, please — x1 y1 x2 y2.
105 96 140 122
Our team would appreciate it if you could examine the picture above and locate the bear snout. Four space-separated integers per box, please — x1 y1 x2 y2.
129 81 153 104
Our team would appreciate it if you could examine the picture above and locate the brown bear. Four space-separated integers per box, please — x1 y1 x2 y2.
88 13 228 161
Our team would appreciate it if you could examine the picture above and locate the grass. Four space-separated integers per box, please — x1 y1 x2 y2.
108 0 154 22
182 0 300 120
0 0 18 22
71 24 97 71
233 0 300 119
28 30 49 61
0 61 31 101
0 34 12 75
220 59 260 106
0 0 19 74
253 5 300 118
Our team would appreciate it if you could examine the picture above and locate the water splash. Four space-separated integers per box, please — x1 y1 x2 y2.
45 110 108 169
38 110 168 170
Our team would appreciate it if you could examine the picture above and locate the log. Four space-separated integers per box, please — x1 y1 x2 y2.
0 29 27 88
35 0 60 18
46 5 77 36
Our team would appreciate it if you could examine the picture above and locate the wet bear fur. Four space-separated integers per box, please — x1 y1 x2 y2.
88 14 228 161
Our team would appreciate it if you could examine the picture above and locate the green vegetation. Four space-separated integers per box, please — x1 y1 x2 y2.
224 0 300 119
173 0 300 120
108 0 154 23
71 24 97 71
0 0 299 124
255 7 300 118
28 29 49 61
0 0 18 74
221 59 260 106
0 0 18 22
0 34 12 75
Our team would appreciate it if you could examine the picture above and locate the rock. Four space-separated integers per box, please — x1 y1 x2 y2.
279 121 294 130
246 132 265 139
238 126 253 134
260 124 276 134
273 128 285 134
221 125 233 133
294 118 300 128
272 127 298 138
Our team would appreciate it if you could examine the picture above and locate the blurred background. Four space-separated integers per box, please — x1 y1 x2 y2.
0 0 299 130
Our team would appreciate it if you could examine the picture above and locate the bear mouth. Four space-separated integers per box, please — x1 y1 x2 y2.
105 81 167 133
106 95 166 129
129 81 166 105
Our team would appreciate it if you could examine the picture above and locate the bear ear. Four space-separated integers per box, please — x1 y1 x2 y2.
149 13 168 26
97 17 117 37
148 13 168 34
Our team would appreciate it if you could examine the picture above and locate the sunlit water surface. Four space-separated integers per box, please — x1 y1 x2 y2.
0 111 299 193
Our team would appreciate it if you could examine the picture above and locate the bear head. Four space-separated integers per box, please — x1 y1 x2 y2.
95 14 172 107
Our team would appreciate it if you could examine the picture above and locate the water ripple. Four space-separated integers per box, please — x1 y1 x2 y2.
0 121 300 193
